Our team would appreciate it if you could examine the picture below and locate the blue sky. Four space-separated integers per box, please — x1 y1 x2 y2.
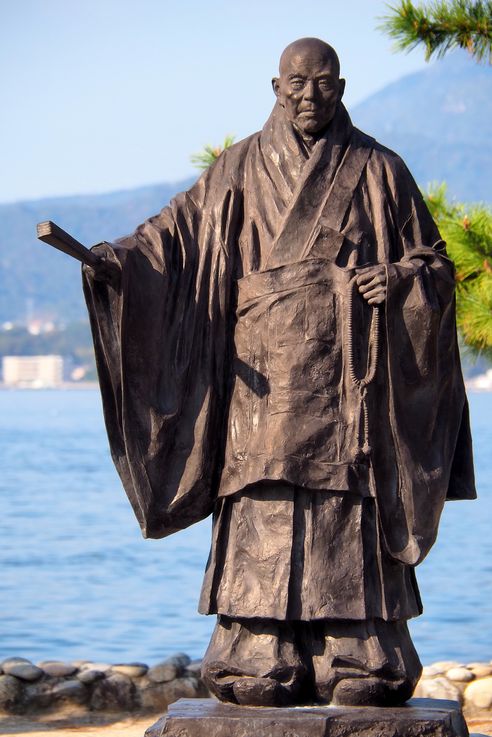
0 0 429 203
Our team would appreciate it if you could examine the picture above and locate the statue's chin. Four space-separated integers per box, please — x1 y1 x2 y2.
292 115 334 139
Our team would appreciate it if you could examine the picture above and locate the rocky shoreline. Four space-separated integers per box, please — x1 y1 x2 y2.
1 654 492 719
0 653 207 715
415 660 492 717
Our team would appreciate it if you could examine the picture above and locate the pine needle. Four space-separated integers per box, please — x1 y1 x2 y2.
191 135 235 170
379 1 492 62
424 184 492 358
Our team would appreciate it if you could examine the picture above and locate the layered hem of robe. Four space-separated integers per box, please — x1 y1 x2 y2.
199 483 422 622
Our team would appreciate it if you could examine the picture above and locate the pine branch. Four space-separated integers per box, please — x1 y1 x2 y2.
191 135 235 170
424 184 492 358
457 289 492 357
379 0 492 62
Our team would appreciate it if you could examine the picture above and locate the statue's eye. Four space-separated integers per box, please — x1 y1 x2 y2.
290 79 305 90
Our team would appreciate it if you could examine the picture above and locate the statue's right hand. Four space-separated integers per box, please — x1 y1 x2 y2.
83 253 121 290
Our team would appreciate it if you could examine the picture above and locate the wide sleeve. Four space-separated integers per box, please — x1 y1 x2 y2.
82 149 246 539
371 153 476 566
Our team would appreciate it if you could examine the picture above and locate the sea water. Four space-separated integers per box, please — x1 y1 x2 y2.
1 389 490 665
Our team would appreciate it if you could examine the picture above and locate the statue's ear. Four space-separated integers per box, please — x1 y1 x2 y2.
272 77 280 97
338 78 346 101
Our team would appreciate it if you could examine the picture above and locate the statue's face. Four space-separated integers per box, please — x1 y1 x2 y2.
273 47 344 136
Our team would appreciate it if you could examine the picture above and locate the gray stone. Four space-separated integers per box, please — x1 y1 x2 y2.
144 697 469 737
470 665 492 678
447 667 475 682
433 660 463 671
0 657 33 679
167 653 191 668
139 678 211 712
147 662 178 683
413 676 463 704
162 677 205 705
0 674 24 713
421 664 443 677
185 660 203 676
3 662 43 682
77 668 106 684
147 655 191 683
24 679 59 710
0 657 32 668
50 678 88 703
79 661 112 672
26 678 86 709
110 662 148 678
139 682 171 711
464 676 492 709
90 672 136 711
40 661 78 678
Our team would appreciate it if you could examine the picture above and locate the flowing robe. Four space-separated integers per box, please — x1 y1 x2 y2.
84 102 475 622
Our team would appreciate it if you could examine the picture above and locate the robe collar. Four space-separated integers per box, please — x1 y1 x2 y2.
259 101 354 197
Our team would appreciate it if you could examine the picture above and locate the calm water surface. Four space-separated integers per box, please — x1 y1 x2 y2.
1 389 490 665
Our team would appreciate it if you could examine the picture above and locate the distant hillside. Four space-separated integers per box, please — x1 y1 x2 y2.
351 51 491 202
0 51 490 325
0 180 194 324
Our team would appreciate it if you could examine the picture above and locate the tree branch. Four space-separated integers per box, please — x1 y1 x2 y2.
379 0 492 62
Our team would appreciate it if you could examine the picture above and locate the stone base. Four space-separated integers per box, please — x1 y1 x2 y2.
144 697 469 737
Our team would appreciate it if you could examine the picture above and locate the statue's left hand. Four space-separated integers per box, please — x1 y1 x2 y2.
355 265 387 305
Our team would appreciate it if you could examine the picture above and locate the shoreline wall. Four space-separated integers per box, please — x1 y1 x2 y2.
1 655 492 717
0 654 207 715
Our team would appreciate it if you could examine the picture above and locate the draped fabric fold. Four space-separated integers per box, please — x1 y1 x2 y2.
83 101 475 560
83 147 251 537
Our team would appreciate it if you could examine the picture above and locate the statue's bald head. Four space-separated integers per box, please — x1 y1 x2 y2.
279 38 340 78
273 37 345 137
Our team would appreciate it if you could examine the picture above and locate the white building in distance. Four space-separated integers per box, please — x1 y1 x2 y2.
2 355 64 388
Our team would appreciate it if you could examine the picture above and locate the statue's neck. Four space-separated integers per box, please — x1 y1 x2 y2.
293 127 319 155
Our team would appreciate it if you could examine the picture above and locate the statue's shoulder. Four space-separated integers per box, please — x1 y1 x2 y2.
198 131 260 190
171 132 260 214
353 126 411 178
221 132 259 158
214 131 259 168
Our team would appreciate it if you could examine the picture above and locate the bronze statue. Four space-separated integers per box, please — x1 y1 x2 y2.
39 38 475 709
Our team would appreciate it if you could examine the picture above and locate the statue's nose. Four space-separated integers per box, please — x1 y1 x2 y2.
303 80 316 100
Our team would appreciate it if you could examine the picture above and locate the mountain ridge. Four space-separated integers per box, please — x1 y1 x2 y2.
351 51 490 202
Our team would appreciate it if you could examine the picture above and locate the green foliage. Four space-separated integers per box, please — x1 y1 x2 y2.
190 135 235 170
424 184 492 357
381 3 492 357
380 0 492 62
